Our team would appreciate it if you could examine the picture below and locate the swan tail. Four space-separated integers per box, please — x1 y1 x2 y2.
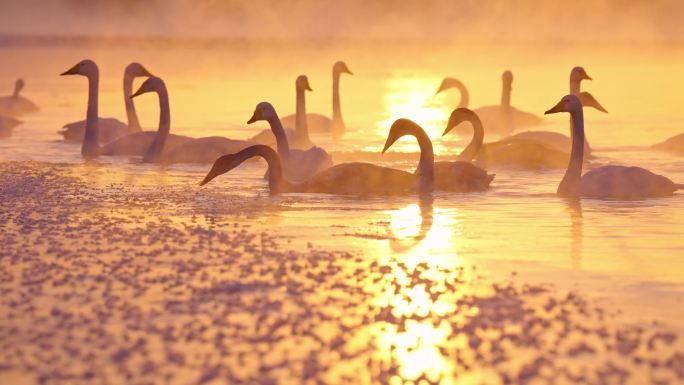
675 184 684 190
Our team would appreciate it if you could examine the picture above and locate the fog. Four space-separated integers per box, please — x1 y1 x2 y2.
1 0 684 43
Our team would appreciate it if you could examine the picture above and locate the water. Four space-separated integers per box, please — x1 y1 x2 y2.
2 39 684 383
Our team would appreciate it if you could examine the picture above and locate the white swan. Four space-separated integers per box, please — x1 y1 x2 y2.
473 70 541 136
505 67 607 156
250 75 315 150
279 61 353 139
0 78 38 117
201 119 434 195
435 77 469 108
444 107 569 169
0 115 23 138
60 60 191 158
59 62 154 143
546 95 683 199
247 102 332 182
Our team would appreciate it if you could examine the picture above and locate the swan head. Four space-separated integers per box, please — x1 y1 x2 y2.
333 61 353 75
200 154 242 186
435 77 463 95
502 70 513 90
60 59 98 77
130 77 165 98
296 75 312 92
545 94 582 115
570 66 592 82
443 108 478 135
578 92 608 113
382 118 419 153
14 78 24 95
125 62 154 78
247 102 277 124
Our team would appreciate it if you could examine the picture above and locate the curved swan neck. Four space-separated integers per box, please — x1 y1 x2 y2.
456 82 470 108
246 146 288 193
12 82 21 98
558 108 585 197
266 113 291 160
82 70 100 158
570 77 581 95
123 72 142 132
295 87 310 142
143 86 170 163
403 123 434 191
458 115 484 162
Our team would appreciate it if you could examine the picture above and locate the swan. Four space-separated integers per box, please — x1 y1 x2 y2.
247 102 332 182
0 115 23 138
60 60 190 159
390 109 494 191
435 77 469 108
546 94 683 199
59 62 154 143
201 119 434 195
279 61 353 139
250 75 315 150
653 133 684 155
504 67 607 156
0 78 39 117
444 107 569 169
473 70 541 136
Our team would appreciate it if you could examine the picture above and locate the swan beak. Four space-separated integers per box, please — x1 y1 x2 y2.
130 86 146 99
306 85 313 91
141 66 154 77
60 64 80 76
200 155 233 186
442 122 455 136
584 74 593 80
381 135 397 154
247 110 261 124
593 102 607 113
544 101 565 115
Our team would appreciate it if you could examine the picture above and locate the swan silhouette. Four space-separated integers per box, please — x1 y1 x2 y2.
444 107 569 169
247 102 332 182
59 63 154 143
201 119 433 195
60 60 190 159
546 94 683 199
250 75 316 150
0 115 23 138
439 71 541 136
505 67 607 156
0 78 38 117
280 61 353 140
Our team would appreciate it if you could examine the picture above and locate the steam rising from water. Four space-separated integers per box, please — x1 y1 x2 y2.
1 0 684 42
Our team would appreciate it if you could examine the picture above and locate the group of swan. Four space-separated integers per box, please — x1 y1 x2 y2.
57 58 682 200
0 78 39 138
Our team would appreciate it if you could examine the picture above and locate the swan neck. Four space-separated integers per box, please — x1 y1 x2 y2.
413 127 434 192
83 71 100 157
457 82 470 108
295 87 309 142
501 82 511 108
458 116 484 161
249 146 287 193
570 78 581 95
559 108 585 196
332 72 345 129
268 114 290 159
12 84 21 98
123 73 142 132
143 87 170 163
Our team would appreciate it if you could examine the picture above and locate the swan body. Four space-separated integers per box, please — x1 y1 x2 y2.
653 133 684 155
60 61 190 159
546 95 682 199
0 115 23 138
445 107 567 170
279 61 353 139
0 79 38 117
59 62 153 143
248 102 332 182
250 75 315 150
202 119 434 195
